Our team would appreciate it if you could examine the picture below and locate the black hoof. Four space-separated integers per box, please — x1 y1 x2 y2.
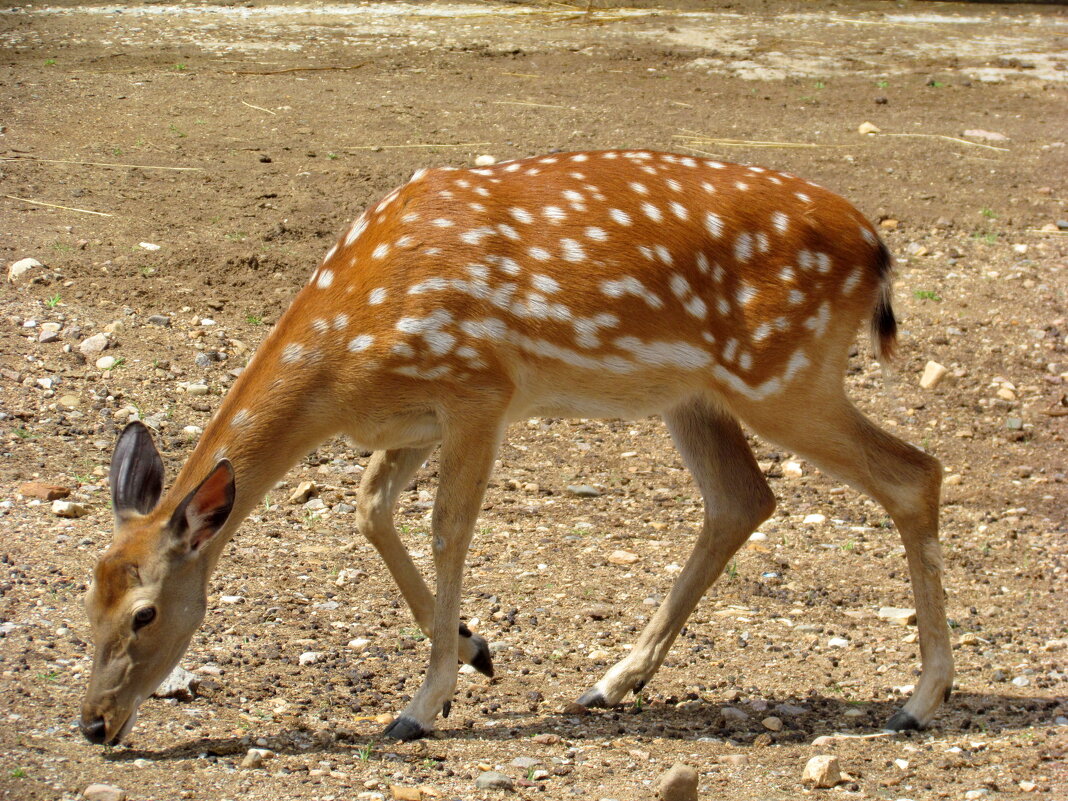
885 709 922 731
468 634 495 678
576 689 607 709
383 715 429 742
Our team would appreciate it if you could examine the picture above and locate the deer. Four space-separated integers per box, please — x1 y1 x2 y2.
80 149 952 746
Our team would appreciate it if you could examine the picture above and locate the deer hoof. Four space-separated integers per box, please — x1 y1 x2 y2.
383 715 429 742
575 689 607 709
885 709 922 731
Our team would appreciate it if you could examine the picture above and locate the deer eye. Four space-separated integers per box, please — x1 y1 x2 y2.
132 606 157 630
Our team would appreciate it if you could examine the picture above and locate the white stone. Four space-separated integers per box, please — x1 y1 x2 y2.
299 651 323 666
782 460 804 478
288 480 317 504
52 500 88 518
79 333 110 358
801 755 841 788
828 637 850 648
182 425 203 440
857 121 881 135
96 355 117 370
802 513 826 525
474 154 496 166
185 383 209 396
8 257 44 282
877 607 917 626
139 242 162 251
152 666 200 700
82 784 126 801
348 638 371 651
920 360 948 389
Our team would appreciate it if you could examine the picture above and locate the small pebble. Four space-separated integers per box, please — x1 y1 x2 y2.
802 755 841 788
656 762 698 801
474 771 514 791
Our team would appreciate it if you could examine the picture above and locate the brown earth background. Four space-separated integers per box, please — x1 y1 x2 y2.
0 1 1066 800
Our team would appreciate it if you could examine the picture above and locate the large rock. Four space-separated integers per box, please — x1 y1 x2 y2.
152 666 200 701
474 771 514 791
82 785 126 801
8 257 43 282
656 762 698 801
802 755 841 788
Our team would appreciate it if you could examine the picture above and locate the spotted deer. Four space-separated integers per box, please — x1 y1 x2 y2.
81 150 951 745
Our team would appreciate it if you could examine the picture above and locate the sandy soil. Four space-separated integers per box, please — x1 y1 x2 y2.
1 1 1066 799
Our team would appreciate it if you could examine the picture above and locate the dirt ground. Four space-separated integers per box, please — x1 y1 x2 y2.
1 1 1066 799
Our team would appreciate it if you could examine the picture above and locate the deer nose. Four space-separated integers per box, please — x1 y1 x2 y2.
80 716 108 745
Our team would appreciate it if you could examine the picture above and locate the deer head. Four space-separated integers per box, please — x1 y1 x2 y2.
80 422 235 745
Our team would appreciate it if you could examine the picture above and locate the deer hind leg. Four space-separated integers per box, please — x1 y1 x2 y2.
742 394 951 730
577 396 775 709
383 412 506 741
356 446 493 677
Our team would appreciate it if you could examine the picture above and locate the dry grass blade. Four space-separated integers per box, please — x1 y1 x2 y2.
241 100 277 116
5 194 113 216
494 100 570 109
232 62 370 76
674 134 824 149
874 132 1009 152
0 156 203 172
343 143 493 151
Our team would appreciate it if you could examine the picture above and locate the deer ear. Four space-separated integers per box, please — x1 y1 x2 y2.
110 421 165 517
169 461 235 554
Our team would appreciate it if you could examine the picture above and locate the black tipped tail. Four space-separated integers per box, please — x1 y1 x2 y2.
871 240 898 363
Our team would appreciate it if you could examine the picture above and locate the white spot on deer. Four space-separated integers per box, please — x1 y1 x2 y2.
525 168 540 176
816 252 832 274
486 255 522 275
461 227 495 245
532 274 561 294
572 313 619 349
842 267 862 294
739 351 753 371
530 246 551 262
685 296 708 319
680 157 698 168
803 301 831 336
798 250 816 271
779 266 796 282
735 233 754 263
538 157 558 165
702 331 716 344
469 202 486 213
471 168 494 177
372 243 390 260
784 349 810 381
772 211 789 235
571 153 589 162
391 341 415 358
701 181 716 194
756 232 770 254
323 243 338 263
670 274 691 299
496 223 520 240
585 226 608 242
316 269 334 289
409 167 428 183
705 212 725 238
669 201 689 221
602 151 619 159
395 235 414 249
600 276 664 309
666 178 682 192
712 263 726 283
570 172 585 180
638 246 655 262
629 181 649 195
432 218 454 228
438 189 455 199
614 336 711 370
348 334 374 352
474 186 491 198
716 297 731 316
510 207 534 224
767 175 783 185
409 277 449 294
504 162 522 173
311 318 329 334
563 189 584 204
368 287 387 305
610 208 632 226
795 191 811 204
230 408 252 428
723 338 739 363
696 252 710 274
752 322 772 342
281 343 306 364
860 225 877 245
561 239 586 263
543 206 567 223
641 202 663 222
654 245 672 264
456 179 471 189
788 289 805 305
460 317 508 342
714 364 783 401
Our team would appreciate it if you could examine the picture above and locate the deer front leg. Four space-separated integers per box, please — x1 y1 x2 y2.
382 419 504 741
357 447 492 676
